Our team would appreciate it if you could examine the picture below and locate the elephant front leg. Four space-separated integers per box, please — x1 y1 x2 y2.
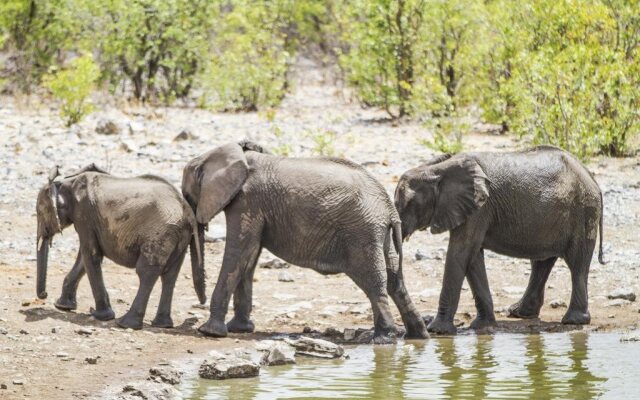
55 250 85 311
429 233 480 335
467 249 496 330
226 252 261 333
508 257 557 319
200 227 262 338
117 257 161 330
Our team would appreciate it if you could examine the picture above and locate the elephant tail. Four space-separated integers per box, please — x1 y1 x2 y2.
392 221 403 271
190 222 207 304
598 190 606 265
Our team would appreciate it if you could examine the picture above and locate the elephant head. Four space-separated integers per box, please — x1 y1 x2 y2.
182 140 269 224
35 163 107 299
394 154 490 239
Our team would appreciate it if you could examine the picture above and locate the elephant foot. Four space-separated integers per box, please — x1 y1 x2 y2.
91 307 115 321
226 316 255 333
151 314 174 329
562 309 590 325
54 297 77 311
116 312 144 330
404 318 430 339
198 318 228 337
427 318 457 335
507 301 540 319
470 316 497 330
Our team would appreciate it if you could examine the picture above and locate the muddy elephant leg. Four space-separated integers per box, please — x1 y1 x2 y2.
347 250 398 344
55 250 86 311
562 239 594 325
151 251 187 328
384 245 428 339
80 242 114 321
199 218 263 338
429 230 481 335
227 248 261 333
117 257 161 330
508 257 557 319
467 249 496 330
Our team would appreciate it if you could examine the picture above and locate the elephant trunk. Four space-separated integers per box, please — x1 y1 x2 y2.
190 223 206 304
36 236 50 299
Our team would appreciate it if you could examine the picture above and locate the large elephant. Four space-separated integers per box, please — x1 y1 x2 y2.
394 146 604 334
182 140 428 343
36 164 205 330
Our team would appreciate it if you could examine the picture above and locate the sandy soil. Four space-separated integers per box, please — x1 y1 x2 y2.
1 59 639 399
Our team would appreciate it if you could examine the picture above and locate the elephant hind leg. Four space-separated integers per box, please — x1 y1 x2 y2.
227 247 262 333
508 257 557 319
117 256 161 330
562 239 595 325
384 248 428 339
152 248 188 328
347 251 397 344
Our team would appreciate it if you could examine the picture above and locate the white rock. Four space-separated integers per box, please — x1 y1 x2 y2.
199 354 260 380
284 336 344 359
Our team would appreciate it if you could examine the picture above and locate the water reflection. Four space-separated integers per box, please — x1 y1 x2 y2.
182 333 631 400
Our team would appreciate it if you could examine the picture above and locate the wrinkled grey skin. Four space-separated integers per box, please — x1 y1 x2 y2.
36 164 205 330
182 141 428 344
395 146 604 335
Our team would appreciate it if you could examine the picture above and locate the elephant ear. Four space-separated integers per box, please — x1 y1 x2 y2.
430 156 490 234
195 143 249 224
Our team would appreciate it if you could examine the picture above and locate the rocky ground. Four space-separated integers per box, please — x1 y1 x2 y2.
1 59 639 399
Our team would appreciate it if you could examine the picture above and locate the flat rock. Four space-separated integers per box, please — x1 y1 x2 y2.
148 366 181 385
606 299 631 307
608 288 636 302
502 286 525 295
620 332 640 342
284 336 344 359
278 271 294 282
199 353 260 380
261 259 290 269
118 380 180 399
173 128 198 141
255 340 296 366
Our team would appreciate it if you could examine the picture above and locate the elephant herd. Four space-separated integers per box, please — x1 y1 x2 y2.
35 140 604 343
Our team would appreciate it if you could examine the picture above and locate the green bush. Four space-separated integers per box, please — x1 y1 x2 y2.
43 54 99 126
420 116 466 154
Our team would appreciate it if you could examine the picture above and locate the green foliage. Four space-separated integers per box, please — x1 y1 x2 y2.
43 54 99 126
309 129 337 156
420 116 466 154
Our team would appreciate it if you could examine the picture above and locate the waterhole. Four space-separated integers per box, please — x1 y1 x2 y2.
181 332 639 399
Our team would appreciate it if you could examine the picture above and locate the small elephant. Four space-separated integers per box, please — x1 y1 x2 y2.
182 141 428 343
394 146 604 334
36 164 206 330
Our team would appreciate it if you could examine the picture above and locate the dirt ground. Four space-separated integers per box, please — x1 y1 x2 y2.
1 60 639 399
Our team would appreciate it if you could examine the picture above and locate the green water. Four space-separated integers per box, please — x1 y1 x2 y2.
181 332 640 399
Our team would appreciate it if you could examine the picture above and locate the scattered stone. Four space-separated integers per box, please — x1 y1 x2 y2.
606 299 631 307
550 299 567 309
0 327 8 335
51 327 59 334
343 328 356 341
96 119 121 135
278 271 294 282
1 383 7 389
19 329 28 335
349 303 370 315
85 356 99 365
261 259 290 269
255 341 296 366
199 353 260 380
12 380 23 386
120 381 180 399
414 249 428 261
76 327 94 335
502 286 525 295
148 366 182 385
284 336 344 359
322 327 342 338
608 289 636 302
173 128 198 142
21 300 31 307
127 121 145 135
56 352 69 358
620 332 640 342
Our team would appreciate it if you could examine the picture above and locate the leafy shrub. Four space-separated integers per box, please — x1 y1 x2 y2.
43 54 99 126
420 116 467 154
